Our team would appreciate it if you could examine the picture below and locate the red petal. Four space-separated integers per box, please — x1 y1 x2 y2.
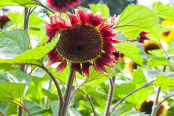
93 59 108 74
111 14 116 25
82 62 92 77
71 63 82 75
100 53 116 63
75 9 89 24
55 60 67 74
67 12 78 26
140 32 149 36
121 54 124 61
102 43 117 53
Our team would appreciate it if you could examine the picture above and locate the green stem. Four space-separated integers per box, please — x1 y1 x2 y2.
61 63 76 116
45 79 52 109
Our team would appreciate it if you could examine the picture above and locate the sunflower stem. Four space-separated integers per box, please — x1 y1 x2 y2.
110 84 150 113
62 63 76 116
104 77 115 116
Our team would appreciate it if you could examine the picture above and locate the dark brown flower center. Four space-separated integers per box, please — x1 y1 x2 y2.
163 31 170 36
144 43 161 54
140 101 164 116
56 24 102 63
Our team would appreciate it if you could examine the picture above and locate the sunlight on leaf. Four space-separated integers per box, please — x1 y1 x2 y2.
124 111 149 116
148 57 170 67
152 1 174 21
0 36 59 66
114 42 144 65
0 0 40 7
146 24 171 44
115 4 158 40
90 3 110 18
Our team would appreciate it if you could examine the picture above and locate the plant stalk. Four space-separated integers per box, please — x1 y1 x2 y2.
61 64 76 116
87 94 97 116
104 77 115 116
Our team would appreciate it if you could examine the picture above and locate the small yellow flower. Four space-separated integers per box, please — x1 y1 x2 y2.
161 20 174 42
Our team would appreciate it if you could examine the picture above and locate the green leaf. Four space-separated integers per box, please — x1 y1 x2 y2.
68 108 82 116
114 69 153 109
111 104 135 116
24 99 50 115
0 101 10 115
148 57 170 67
51 101 59 116
153 75 174 90
124 111 150 116
0 64 19 72
115 4 158 40
0 82 26 107
0 36 59 66
114 42 144 65
0 0 40 7
146 24 171 44
0 29 30 58
90 3 110 18
7 13 23 29
37 27 49 46
152 1 174 21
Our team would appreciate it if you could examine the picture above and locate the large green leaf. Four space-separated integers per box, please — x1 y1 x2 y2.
0 0 40 7
90 3 110 18
114 42 144 65
152 1 174 21
114 4 158 40
148 57 170 67
7 13 23 29
68 108 82 116
0 36 58 66
0 82 26 107
146 24 171 44
0 29 30 58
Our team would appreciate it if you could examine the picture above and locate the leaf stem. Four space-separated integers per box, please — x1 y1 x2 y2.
62 63 76 116
40 65 64 115
151 87 161 116
110 84 150 113
104 77 115 116
86 94 97 116
32 0 55 14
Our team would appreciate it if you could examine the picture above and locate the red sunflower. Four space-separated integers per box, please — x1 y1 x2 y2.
45 9 119 76
132 31 149 44
47 0 81 12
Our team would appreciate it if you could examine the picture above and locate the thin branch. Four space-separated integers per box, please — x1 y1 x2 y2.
110 84 150 113
32 0 55 14
86 94 97 116
156 93 174 110
39 65 64 115
23 105 32 116
69 83 82 104
0 28 4 33
18 106 23 116
104 77 115 116
0 111 5 116
151 87 161 116
62 63 76 116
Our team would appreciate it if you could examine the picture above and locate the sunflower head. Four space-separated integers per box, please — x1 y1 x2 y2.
143 40 161 54
45 9 119 76
161 20 174 42
47 0 82 12
0 14 10 29
140 97 169 116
